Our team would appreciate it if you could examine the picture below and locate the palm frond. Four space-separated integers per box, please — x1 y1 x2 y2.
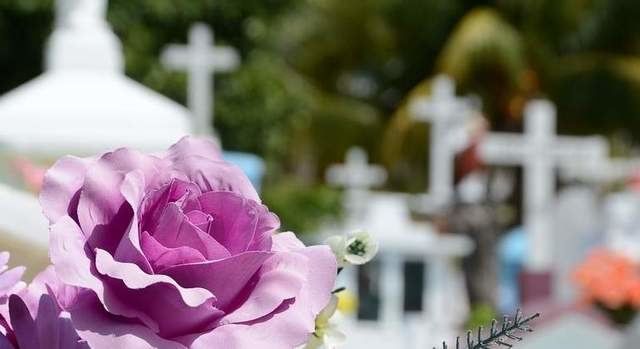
434 310 540 349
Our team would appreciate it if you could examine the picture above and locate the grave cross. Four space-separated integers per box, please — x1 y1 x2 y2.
326 147 387 224
161 23 239 135
410 75 475 212
479 99 608 272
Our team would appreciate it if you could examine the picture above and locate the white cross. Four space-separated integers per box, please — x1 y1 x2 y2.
326 147 387 223
560 157 640 183
410 75 476 212
479 99 608 271
161 23 239 135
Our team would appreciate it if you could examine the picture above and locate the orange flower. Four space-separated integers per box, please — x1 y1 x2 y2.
573 249 640 310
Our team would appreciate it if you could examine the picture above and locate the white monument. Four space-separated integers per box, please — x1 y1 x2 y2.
479 99 608 271
324 146 473 349
0 0 191 274
337 193 474 349
410 75 477 212
0 0 191 157
161 23 240 135
326 147 387 225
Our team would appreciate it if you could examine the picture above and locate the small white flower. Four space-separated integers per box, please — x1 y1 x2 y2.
326 230 378 267
305 296 346 349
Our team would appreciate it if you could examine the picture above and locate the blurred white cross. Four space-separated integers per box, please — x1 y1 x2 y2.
410 75 476 213
479 99 608 271
326 147 387 224
161 23 239 135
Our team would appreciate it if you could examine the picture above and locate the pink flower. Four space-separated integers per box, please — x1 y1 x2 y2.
0 293 88 349
0 256 86 349
40 136 337 348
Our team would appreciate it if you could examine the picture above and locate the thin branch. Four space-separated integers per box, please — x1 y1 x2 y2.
434 309 540 349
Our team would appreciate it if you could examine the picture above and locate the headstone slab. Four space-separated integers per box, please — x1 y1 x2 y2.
552 185 601 304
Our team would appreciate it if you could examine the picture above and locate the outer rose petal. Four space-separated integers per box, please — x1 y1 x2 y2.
94 249 221 337
49 217 162 329
190 243 337 349
70 293 186 349
165 136 223 162
40 156 93 224
221 251 308 324
168 154 260 203
197 192 278 254
162 251 272 310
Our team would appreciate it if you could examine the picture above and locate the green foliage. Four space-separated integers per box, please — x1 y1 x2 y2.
466 303 498 331
4 0 640 233
261 180 342 234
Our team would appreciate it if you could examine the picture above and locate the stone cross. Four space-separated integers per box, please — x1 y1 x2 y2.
326 147 387 225
161 23 239 135
410 75 475 212
479 99 608 271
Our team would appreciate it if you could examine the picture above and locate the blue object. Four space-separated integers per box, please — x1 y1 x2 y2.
498 226 527 314
222 151 265 192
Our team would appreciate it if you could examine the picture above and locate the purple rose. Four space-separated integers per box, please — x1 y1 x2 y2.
40 137 337 348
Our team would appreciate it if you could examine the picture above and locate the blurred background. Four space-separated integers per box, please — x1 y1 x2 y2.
3 0 640 348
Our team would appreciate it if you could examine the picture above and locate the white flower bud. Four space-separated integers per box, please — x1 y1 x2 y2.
325 230 378 267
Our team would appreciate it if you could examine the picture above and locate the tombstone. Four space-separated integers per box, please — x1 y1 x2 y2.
479 99 608 301
552 185 602 304
410 75 477 213
330 193 474 349
560 158 640 183
603 191 640 262
161 23 240 135
326 147 387 225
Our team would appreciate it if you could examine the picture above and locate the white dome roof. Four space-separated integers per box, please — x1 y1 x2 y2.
0 0 192 157
0 71 192 156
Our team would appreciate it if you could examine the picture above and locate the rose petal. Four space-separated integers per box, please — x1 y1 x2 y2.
112 171 153 272
140 232 206 271
49 217 158 329
198 192 277 254
161 251 272 310
40 156 92 224
222 252 307 324
271 232 306 252
71 293 186 349
94 249 214 308
168 155 260 203
165 136 223 162
139 179 200 234
49 216 103 292
190 245 337 349
151 203 230 261
95 249 222 337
